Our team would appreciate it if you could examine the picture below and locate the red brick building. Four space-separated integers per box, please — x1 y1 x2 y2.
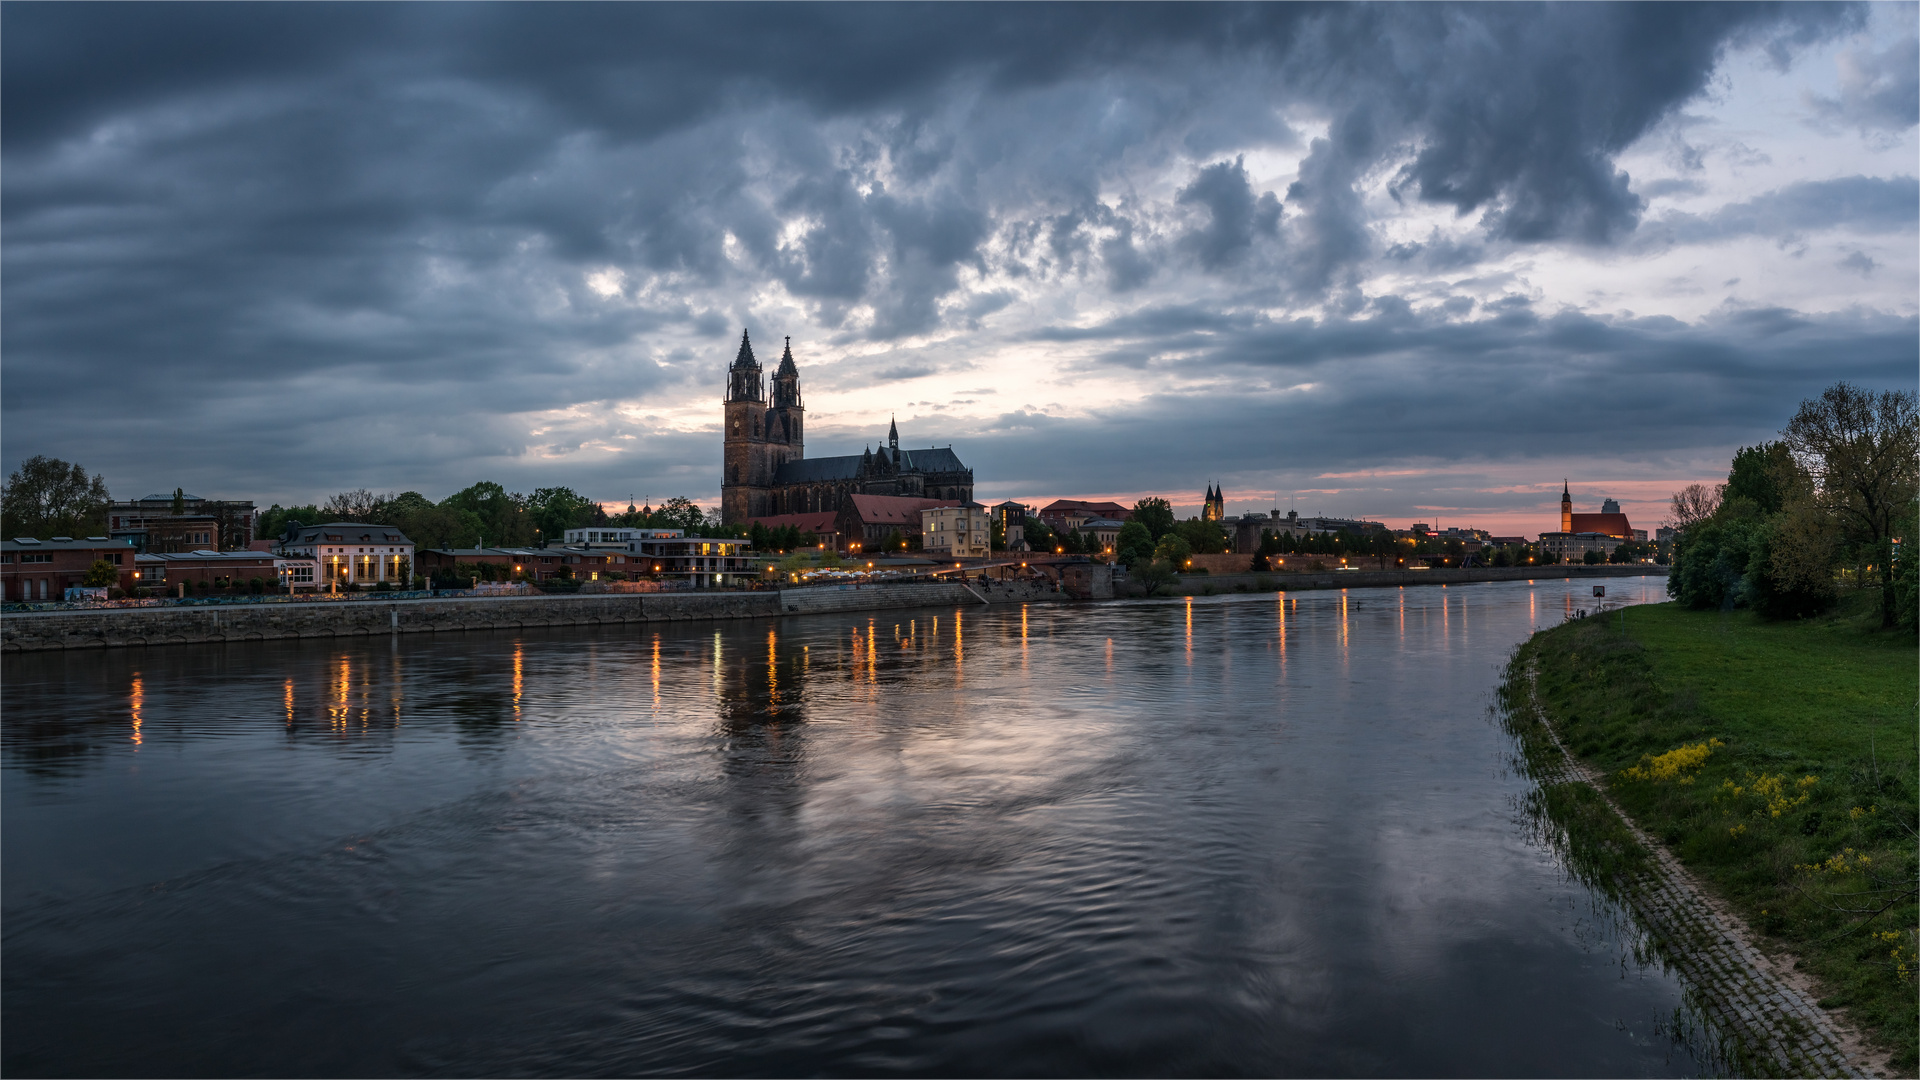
838 495 957 550
135 551 296 592
1038 499 1132 531
742 510 841 552
3 538 138 601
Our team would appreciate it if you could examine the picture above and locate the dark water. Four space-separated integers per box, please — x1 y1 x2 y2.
4 578 1703 1077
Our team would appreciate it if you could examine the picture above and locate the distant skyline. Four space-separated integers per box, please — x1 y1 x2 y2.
4 3 1915 534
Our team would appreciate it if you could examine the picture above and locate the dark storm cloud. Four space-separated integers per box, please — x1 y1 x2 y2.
1641 175 1919 245
1177 157 1281 270
969 303 1919 506
0 2 1888 504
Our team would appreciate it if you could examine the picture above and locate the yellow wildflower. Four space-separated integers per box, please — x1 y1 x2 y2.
1622 739 1724 784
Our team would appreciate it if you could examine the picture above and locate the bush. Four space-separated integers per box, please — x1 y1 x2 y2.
1134 559 1178 596
1894 549 1918 633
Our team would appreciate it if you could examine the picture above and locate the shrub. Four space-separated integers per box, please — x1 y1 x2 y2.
1134 559 1178 596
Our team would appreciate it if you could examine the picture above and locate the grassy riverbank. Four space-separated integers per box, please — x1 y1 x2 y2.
1508 593 1917 1071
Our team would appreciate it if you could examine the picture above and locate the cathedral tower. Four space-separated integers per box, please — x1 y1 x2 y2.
722 330 769 524
1560 480 1573 533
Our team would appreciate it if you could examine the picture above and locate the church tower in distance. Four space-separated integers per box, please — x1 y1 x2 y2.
722 330 806 524
1560 480 1573 533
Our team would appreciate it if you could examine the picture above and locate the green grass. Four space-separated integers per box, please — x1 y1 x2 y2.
1513 592 1918 1071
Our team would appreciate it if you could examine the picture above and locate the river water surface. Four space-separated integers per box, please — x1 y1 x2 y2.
4 577 1702 1077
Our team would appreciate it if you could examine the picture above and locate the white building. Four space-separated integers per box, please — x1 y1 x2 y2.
1538 531 1624 562
279 522 416 587
561 527 682 547
922 503 991 559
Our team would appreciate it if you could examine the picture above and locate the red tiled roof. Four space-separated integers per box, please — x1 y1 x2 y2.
1569 512 1632 537
1040 499 1131 519
844 495 957 523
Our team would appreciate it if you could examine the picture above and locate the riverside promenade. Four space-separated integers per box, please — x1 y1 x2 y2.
0 579 1059 653
2 565 1662 653
1161 562 1664 595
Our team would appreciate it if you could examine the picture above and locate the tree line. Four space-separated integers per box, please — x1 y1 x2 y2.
256 487 712 550
1667 381 1916 630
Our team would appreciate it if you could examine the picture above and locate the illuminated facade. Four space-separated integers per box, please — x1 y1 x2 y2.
279 522 415 587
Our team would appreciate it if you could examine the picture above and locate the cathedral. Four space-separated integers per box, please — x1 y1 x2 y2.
720 331 974 524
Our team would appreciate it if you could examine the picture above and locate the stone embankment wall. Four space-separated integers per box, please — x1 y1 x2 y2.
1172 564 1664 594
1 580 1063 653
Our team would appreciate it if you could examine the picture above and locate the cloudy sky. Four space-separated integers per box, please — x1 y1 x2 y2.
4 3 1915 531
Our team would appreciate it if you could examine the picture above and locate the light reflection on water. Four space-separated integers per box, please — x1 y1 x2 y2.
2 578 1701 1078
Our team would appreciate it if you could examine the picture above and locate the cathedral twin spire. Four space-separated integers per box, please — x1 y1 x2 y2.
730 328 804 408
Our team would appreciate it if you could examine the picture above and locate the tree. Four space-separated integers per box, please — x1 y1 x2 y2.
650 496 706 532
527 486 597 542
1668 516 1764 611
1132 497 1175 540
1 456 111 539
1153 533 1192 567
1024 516 1056 552
170 487 186 515
82 559 119 587
1134 558 1178 596
1667 483 1722 531
443 482 534 546
1115 520 1154 567
1725 442 1796 515
1172 518 1229 554
1745 505 1840 619
322 488 378 522
255 503 324 544
1781 381 1920 627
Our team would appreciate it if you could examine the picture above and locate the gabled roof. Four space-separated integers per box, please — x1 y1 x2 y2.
770 446 969 485
843 495 958 524
746 510 839 534
1040 499 1131 517
285 522 414 545
899 447 967 474
774 454 864 484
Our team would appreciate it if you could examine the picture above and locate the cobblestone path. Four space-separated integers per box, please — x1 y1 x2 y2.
1525 666 1882 1079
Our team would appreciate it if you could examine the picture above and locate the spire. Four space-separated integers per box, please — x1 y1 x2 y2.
726 328 764 402
889 414 899 442
771 335 802 408
1562 479 1570 498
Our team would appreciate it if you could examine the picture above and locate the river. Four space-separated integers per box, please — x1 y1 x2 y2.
3 576 1703 1077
